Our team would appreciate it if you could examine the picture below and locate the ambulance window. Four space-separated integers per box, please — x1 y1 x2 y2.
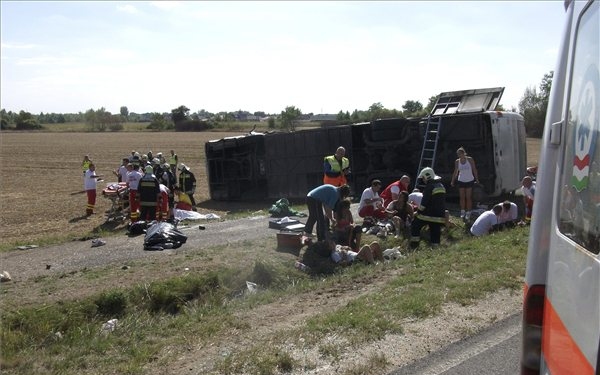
558 1 599 254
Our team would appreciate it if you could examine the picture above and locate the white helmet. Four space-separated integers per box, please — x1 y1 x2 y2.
418 167 439 182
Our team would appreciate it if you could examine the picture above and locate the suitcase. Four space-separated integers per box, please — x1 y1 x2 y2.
269 217 300 229
281 223 305 232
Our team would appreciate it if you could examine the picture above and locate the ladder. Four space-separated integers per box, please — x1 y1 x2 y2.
416 116 442 177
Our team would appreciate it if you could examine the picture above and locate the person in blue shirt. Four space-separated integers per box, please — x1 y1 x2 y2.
305 184 351 241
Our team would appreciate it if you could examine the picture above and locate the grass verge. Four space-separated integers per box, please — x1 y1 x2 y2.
1 225 528 374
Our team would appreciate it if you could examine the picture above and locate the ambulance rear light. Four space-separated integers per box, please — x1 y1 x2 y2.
522 284 546 375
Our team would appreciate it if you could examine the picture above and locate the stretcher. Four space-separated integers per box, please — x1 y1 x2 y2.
102 182 129 222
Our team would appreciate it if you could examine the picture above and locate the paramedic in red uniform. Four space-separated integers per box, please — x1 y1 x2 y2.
380 175 411 207
84 163 102 216
127 163 143 222
157 184 170 221
323 146 350 187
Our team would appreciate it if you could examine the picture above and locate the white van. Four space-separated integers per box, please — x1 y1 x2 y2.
521 0 599 374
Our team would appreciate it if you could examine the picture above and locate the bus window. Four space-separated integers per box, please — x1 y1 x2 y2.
558 0 600 254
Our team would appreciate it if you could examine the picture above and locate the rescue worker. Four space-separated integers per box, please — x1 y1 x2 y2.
323 146 350 187
410 167 447 249
82 154 92 175
380 175 411 207
157 183 170 221
159 163 176 214
173 185 194 211
178 164 197 210
138 165 160 222
126 163 143 222
169 150 179 176
84 163 103 216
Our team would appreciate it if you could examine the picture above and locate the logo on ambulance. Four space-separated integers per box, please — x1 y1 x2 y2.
572 66 598 192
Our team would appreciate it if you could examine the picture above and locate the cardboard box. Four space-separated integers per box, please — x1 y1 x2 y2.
276 232 303 251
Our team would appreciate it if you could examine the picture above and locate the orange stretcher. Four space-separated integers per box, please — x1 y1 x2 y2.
102 182 129 222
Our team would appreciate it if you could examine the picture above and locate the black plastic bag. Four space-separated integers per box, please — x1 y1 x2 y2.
143 222 187 250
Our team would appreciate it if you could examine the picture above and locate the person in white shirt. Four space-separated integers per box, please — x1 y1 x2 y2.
84 163 103 216
470 205 502 236
408 188 423 209
114 158 129 183
358 180 386 219
498 200 519 227
450 147 479 219
521 176 536 222
126 164 144 222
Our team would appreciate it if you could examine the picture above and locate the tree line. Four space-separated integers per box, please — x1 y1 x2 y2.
1 72 552 137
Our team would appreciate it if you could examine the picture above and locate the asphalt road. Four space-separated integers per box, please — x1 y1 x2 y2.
389 313 522 375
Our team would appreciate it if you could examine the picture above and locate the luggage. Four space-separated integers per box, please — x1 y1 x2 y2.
268 217 300 229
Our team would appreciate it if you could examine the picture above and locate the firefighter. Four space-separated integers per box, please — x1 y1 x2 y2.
178 164 197 210
410 167 447 249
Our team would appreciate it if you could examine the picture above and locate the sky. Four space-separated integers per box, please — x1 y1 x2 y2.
1 1 567 116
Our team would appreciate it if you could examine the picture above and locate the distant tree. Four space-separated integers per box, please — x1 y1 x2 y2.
15 110 42 130
171 105 190 124
267 117 276 129
351 110 360 122
147 113 171 131
368 102 384 120
84 109 97 130
254 111 266 117
0 109 9 129
402 100 423 115
120 106 129 121
336 110 351 125
424 95 438 114
96 107 112 131
280 106 302 131
519 71 553 137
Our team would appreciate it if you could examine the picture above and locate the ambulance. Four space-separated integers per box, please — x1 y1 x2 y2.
521 0 599 374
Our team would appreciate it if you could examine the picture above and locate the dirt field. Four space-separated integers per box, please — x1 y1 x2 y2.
0 131 244 246
0 131 542 247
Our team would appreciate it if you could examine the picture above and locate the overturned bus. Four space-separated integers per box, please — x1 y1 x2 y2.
205 87 527 203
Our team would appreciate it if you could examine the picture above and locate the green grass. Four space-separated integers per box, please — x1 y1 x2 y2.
1 226 529 374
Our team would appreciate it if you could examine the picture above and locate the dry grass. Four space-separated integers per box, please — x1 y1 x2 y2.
0 131 542 248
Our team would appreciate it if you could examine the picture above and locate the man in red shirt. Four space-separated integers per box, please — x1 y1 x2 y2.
380 175 411 207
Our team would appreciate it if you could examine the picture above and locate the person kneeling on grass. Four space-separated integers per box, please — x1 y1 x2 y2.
470 205 503 236
334 198 362 251
173 185 193 211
